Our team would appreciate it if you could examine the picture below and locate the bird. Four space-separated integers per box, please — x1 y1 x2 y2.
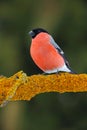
29 28 74 74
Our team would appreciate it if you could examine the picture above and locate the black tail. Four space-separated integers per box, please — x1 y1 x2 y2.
69 69 77 74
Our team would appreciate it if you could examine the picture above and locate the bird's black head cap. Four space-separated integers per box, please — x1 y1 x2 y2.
29 28 49 38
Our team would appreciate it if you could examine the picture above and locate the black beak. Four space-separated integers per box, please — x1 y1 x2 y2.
29 31 35 38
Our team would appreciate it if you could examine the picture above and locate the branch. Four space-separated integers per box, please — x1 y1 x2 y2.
0 71 87 107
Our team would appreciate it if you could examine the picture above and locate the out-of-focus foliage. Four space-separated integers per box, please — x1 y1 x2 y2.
0 0 87 130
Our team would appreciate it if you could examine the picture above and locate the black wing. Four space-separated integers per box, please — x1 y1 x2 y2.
50 36 71 69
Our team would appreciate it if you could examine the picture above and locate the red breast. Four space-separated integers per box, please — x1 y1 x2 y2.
30 32 65 71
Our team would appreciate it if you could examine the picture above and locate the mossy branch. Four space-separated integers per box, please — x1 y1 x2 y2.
0 71 87 107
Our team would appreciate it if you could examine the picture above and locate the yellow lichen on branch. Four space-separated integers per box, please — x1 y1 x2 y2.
0 71 87 107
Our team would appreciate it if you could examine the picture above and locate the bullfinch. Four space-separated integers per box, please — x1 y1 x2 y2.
29 28 74 74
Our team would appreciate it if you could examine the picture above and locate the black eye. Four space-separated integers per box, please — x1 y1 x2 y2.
37 30 41 33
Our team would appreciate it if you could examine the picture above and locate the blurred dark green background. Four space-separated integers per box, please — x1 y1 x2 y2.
0 0 87 130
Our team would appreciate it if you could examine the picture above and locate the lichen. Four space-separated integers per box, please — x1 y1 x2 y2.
0 71 87 107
